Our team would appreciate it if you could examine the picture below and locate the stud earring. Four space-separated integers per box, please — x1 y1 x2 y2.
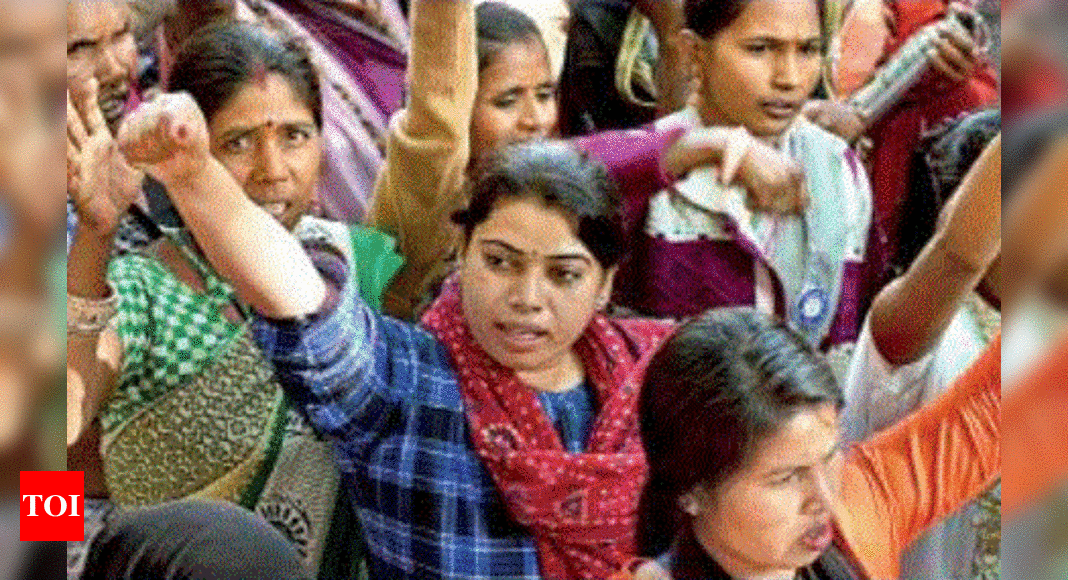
678 495 700 517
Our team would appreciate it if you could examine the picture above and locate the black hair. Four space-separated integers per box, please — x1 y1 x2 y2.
452 140 625 270
168 21 321 128
637 308 842 556
897 109 1001 272
684 0 826 40
476 2 547 72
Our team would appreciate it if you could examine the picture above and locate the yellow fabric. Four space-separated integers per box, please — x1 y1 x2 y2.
368 0 477 320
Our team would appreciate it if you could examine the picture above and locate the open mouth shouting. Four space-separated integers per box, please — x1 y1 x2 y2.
494 321 551 353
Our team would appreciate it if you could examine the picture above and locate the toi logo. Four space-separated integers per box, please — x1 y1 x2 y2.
20 471 84 541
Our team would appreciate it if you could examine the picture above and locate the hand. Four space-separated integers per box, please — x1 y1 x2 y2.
927 7 983 84
802 99 865 142
117 91 210 188
67 77 143 236
663 126 809 215
736 139 809 215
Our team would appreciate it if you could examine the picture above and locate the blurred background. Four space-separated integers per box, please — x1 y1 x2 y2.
1002 2 1068 580
0 0 65 577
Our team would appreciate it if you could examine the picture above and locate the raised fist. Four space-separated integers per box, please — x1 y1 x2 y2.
117 91 210 187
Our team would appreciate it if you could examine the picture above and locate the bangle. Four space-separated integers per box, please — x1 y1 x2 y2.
67 287 118 335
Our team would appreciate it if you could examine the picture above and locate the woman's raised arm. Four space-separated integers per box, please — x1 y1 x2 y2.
368 0 476 319
116 92 326 320
868 134 1001 365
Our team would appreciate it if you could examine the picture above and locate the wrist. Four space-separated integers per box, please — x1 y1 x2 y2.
156 152 211 192
68 226 117 284
663 127 729 178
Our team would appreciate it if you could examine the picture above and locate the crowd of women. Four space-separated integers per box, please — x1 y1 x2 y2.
63 0 1068 579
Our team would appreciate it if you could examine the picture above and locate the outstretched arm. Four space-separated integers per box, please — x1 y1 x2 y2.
579 123 811 236
868 134 1000 365
118 91 417 458
116 92 325 319
368 0 476 320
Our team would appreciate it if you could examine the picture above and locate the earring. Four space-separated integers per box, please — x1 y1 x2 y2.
678 495 700 517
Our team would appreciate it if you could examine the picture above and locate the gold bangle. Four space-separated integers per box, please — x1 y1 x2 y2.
67 288 118 335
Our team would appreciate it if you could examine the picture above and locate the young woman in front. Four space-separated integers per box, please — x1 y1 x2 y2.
623 307 999 580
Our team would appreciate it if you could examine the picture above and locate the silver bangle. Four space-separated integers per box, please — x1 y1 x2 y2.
67 288 118 335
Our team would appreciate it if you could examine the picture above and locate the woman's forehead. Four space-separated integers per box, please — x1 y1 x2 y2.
473 197 593 260
743 404 839 474
722 0 821 39
210 74 315 128
482 40 552 82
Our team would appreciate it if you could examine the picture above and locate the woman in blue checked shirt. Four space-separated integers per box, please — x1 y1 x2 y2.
118 2 684 567
124 89 678 578
103 1 752 576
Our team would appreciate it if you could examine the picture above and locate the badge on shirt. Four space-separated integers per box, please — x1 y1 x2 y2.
797 285 831 334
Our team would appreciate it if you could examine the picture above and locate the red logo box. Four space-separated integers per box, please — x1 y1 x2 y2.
20 471 84 541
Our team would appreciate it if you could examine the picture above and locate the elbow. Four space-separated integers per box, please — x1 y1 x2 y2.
867 279 930 366
398 97 474 145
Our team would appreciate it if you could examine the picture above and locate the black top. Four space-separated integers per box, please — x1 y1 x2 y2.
656 525 863 580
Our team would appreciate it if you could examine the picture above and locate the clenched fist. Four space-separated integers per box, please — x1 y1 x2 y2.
117 92 210 188
736 139 809 216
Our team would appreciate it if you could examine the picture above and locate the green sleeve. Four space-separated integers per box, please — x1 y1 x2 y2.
348 225 405 313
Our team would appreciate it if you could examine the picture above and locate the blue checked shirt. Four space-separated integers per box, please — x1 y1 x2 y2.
251 251 596 579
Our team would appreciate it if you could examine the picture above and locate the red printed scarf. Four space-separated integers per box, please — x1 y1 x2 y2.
421 282 672 579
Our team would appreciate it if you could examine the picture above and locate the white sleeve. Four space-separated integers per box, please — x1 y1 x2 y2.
841 148 872 263
839 318 937 443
